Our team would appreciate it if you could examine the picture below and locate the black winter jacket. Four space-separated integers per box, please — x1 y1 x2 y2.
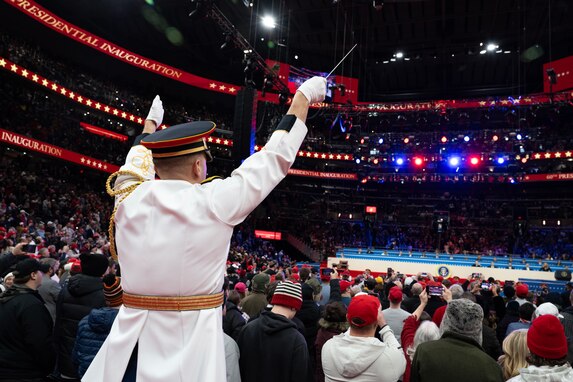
237 310 309 382
0 284 55 379
223 301 247 342
54 274 106 378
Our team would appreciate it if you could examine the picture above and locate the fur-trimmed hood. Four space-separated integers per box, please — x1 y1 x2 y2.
318 318 349 332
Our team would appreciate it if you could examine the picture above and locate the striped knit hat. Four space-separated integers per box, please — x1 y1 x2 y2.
271 281 303 311
102 274 123 307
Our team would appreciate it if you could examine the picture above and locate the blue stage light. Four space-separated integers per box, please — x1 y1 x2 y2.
449 157 460 167
497 157 505 164
395 157 404 165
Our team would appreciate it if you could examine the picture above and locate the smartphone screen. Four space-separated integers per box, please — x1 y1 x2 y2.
427 285 443 296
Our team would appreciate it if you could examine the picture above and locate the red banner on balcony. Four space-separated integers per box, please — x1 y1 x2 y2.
0 128 118 173
522 173 573 182
333 75 359 104
5 0 241 96
543 56 573 93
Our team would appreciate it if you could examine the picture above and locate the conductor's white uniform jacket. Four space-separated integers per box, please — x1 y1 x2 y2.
83 115 307 382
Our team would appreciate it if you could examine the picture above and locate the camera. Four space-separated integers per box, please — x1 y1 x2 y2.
481 282 491 290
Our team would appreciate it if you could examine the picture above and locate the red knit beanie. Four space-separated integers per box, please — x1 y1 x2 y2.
271 281 302 311
528 314 567 359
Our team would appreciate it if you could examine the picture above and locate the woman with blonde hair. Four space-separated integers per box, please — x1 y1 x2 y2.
498 329 528 380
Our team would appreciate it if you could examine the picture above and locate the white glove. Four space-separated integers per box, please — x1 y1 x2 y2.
146 95 164 126
297 76 327 104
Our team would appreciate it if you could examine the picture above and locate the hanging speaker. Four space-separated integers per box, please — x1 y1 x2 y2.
555 270 572 281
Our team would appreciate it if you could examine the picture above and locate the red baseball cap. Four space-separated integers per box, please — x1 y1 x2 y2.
347 294 380 327
516 284 529 298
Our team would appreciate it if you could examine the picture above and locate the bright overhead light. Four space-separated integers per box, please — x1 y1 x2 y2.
294 55 299 60
404 57 410 61
383 60 389 64
486 43 498 51
395 51 404 59
390 58 396 62
479 50 487 55
504 51 511 54
261 15 276 29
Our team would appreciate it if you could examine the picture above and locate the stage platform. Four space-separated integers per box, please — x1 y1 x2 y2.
327 248 571 294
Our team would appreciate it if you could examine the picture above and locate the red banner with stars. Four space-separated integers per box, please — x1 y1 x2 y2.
0 128 118 173
4 0 241 96
522 173 573 182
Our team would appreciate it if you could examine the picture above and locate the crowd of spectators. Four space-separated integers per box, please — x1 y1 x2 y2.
4 240 573 381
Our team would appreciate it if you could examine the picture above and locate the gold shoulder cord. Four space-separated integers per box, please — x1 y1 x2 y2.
106 170 147 261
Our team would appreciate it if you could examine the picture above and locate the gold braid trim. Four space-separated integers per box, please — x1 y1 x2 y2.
106 170 147 261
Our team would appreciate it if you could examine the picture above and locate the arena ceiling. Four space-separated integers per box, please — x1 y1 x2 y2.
2 0 572 102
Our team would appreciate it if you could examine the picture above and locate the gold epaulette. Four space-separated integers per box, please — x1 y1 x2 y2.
105 170 147 261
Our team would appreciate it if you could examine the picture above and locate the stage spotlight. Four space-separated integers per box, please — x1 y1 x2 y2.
486 43 498 52
492 135 499 142
395 157 404 166
355 158 361 164
496 157 505 165
395 51 404 59
378 138 384 144
261 15 276 29
449 157 460 167
441 136 448 143
516 133 522 140
463 136 470 142
469 156 480 166
403 137 410 144
414 157 423 166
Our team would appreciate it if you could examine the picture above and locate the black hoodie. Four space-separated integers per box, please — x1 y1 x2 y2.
54 273 106 378
0 284 56 379
237 310 309 382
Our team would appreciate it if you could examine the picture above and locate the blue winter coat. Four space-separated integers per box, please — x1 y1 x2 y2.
72 307 118 377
